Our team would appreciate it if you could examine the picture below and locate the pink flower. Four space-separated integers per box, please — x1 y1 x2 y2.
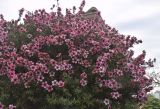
46 85 53 92
50 59 57 66
111 92 121 99
58 80 65 88
52 80 58 86
30 65 37 71
36 28 42 32
8 70 15 78
137 89 147 101
103 98 110 106
69 50 78 57
0 102 4 109
7 63 15 70
41 81 49 89
27 34 32 39
127 63 134 70
43 66 49 74
10 75 19 84
114 69 123 76
80 79 87 87
8 104 16 109
37 75 44 82
19 27 26 32
80 72 87 79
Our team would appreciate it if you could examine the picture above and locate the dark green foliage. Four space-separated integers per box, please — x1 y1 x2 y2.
0 74 105 109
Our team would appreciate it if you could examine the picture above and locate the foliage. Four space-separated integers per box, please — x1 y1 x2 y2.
142 95 160 109
0 0 155 109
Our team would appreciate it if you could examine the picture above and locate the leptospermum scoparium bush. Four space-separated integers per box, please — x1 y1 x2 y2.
0 1 155 109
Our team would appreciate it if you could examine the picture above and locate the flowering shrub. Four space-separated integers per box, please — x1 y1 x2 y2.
0 0 155 109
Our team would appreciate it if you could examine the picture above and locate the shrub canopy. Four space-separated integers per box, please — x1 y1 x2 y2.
0 1 155 109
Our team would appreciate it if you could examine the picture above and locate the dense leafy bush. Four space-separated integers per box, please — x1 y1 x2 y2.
0 1 155 109
142 95 160 109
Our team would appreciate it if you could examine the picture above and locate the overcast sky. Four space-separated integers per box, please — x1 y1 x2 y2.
0 0 160 73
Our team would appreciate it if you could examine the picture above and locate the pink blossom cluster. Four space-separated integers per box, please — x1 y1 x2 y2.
80 72 88 86
103 79 121 91
0 102 16 109
0 0 155 108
